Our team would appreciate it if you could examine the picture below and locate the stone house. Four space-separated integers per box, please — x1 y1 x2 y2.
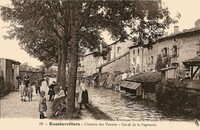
79 52 106 79
129 43 157 75
157 24 200 80
98 39 133 87
0 58 20 94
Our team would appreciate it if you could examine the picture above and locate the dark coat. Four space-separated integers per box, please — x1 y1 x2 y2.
48 84 56 95
24 75 30 87
81 90 89 104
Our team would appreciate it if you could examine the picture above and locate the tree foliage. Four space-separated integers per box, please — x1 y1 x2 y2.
1 0 177 117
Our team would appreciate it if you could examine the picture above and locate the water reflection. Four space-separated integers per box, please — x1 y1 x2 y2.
87 86 193 121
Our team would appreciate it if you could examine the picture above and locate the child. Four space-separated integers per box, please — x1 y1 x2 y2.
19 82 26 102
27 84 33 101
35 78 41 96
39 91 47 119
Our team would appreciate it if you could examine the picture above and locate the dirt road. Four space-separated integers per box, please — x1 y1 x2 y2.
0 78 55 119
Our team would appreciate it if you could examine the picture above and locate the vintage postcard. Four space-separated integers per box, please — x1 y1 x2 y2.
0 0 200 130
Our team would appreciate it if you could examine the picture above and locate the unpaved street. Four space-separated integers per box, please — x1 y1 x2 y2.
0 78 55 119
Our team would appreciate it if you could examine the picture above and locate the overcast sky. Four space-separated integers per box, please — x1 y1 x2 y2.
0 0 200 67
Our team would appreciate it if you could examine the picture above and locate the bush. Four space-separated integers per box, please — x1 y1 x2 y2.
156 79 200 117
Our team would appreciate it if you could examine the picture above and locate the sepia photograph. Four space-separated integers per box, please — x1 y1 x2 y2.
0 0 200 129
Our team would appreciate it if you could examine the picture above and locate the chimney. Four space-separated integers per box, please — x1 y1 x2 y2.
174 26 179 33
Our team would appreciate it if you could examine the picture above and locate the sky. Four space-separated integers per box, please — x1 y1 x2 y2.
0 0 200 67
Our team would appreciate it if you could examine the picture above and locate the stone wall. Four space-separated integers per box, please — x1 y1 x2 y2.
109 40 132 61
157 33 200 70
102 53 130 74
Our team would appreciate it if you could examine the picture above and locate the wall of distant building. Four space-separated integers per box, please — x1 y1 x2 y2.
81 53 106 77
0 58 20 95
109 40 133 61
102 52 130 74
157 32 200 70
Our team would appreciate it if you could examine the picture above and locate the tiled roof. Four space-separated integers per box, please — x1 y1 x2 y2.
125 72 161 83
97 51 129 68
120 81 141 90
183 56 200 65
158 27 200 42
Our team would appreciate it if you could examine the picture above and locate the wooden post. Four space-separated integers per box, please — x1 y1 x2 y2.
191 66 193 78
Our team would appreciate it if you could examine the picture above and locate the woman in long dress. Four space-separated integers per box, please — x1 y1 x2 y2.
78 80 89 109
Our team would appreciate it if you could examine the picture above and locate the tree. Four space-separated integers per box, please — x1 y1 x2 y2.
1 0 177 118
19 62 32 71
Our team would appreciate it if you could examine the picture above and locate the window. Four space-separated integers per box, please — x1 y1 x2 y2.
173 37 177 42
151 56 154 63
133 50 135 55
162 47 168 57
138 48 140 55
117 47 121 54
172 45 179 57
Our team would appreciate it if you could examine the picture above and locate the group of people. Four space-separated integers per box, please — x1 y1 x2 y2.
18 73 47 119
18 73 89 119
47 81 66 102
53 79 89 116
19 73 34 102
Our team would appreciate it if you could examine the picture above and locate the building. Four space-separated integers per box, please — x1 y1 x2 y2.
123 19 200 100
79 52 106 78
157 23 200 80
19 70 44 85
98 39 133 87
0 58 20 95
129 43 157 76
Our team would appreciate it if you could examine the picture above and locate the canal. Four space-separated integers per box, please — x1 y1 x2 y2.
87 86 193 121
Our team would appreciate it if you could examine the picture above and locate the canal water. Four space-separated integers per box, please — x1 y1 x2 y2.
87 86 193 121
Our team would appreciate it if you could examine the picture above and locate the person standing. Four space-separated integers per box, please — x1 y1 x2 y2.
27 84 33 101
19 82 26 102
16 75 22 89
45 76 49 87
24 73 30 88
39 91 47 119
35 78 41 96
78 80 89 110
48 81 56 101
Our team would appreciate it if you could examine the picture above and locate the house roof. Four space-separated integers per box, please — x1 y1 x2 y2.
128 44 140 49
120 81 141 90
0 58 21 65
158 27 200 42
108 39 121 46
183 56 200 66
125 72 161 83
97 51 129 69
